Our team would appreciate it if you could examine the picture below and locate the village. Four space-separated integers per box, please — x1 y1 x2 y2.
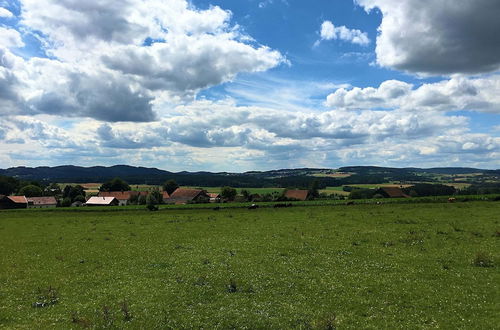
0 183 412 209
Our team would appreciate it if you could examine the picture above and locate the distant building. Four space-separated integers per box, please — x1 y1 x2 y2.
208 193 220 203
86 196 119 206
98 191 137 206
168 188 209 204
375 187 410 198
0 195 28 209
284 189 310 201
27 196 57 208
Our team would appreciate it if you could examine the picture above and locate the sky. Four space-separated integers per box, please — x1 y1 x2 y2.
0 0 499 172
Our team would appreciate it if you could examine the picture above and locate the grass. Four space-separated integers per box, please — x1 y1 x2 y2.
0 202 499 328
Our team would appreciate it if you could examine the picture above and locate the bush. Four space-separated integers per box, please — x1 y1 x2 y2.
61 197 72 207
73 195 86 203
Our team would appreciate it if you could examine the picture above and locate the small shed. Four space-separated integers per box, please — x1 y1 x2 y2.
0 195 28 209
27 196 57 208
284 189 310 201
86 196 119 206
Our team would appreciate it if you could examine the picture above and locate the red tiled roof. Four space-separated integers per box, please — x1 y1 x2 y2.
162 191 170 200
7 196 28 204
284 190 309 201
98 191 138 200
170 188 204 200
208 193 220 198
27 196 57 205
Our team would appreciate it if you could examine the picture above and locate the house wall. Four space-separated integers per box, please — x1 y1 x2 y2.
27 204 56 209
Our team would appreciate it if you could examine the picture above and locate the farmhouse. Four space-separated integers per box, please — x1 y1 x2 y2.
375 187 410 198
27 196 57 208
86 196 119 206
168 188 209 204
98 191 138 206
0 195 28 209
284 189 310 201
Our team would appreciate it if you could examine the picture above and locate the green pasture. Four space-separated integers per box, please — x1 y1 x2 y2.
0 202 499 328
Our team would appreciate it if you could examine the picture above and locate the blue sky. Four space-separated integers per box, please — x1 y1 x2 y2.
0 0 499 171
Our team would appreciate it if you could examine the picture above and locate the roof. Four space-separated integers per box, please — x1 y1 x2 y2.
86 196 118 205
378 187 410 198
27 196 57 205
170 188 205 200
98 191 137 200
284 190 309 201
162 191 170 199
6 196 28 204
208 193 220 198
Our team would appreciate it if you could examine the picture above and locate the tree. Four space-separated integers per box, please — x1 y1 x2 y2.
241 189 251 202
138 195 147 205
45 183 62 196
162 180 179 195
0 175 20 195
150 187 163 204
61 197 72 207
73 195 86 203
146 194 158 211
221 186 237 201
63 185 86 202
18 184 43 197
99 177 131 192
308 179 320 199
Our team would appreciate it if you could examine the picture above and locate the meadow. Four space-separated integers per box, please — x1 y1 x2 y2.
0 202 498 328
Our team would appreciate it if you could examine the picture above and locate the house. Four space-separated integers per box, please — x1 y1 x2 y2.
98 191 138 206
0 195 28 209
162 191 170 203
86 196 119 206
284 189 310 201
208 193 220 203
27 196 57 208
168 188 209 204
375 187 410 198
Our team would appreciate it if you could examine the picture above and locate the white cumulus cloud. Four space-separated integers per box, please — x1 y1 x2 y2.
319 20 370 46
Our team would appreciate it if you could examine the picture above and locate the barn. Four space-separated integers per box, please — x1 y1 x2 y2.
27 196 57 208
86 196 119 206
0 195 28 209
168 188 209 204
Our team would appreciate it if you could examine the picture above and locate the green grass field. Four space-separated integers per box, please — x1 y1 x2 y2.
0 202 499 328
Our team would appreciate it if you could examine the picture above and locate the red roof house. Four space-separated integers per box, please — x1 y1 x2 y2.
0 195 28 209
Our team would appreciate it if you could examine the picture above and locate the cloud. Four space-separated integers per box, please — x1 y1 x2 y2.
0 0 285 122
326 76 500 114
319 20 370 46
0 27 24 48
0 7 13 17
355 0 500 75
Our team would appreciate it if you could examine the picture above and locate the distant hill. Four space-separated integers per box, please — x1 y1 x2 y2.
0 165 497 188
